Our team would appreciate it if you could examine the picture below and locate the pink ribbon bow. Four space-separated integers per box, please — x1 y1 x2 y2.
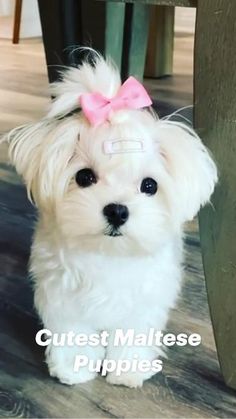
80 76 152 126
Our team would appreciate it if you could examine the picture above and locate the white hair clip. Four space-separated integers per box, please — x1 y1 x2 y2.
103 140 145 155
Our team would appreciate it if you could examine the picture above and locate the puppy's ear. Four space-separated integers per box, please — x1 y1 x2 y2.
8 121 45 203
8 118 79 209
157 121 218 223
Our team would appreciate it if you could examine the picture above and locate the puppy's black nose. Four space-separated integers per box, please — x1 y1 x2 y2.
103 203 129 227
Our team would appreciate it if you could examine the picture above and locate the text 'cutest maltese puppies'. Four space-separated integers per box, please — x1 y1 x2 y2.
8 55 217 388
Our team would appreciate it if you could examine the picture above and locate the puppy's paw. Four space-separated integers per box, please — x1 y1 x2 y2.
46 344 104 386
49 364 97 385
106 371 146 388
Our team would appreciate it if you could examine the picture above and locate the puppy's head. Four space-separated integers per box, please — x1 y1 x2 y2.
8 55 217 255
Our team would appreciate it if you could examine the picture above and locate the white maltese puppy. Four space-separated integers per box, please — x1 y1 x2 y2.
8 54 217 388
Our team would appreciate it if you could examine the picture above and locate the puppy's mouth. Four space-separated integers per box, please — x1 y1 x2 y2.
104 227 122 237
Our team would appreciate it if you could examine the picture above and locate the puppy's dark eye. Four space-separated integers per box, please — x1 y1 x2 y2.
140 177 158 195
75 168 97 187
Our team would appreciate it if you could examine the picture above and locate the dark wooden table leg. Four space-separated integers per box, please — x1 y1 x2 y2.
38 0 121 84
194 0 236 390
37 0 83 84
13 0 22 44
122 3 150 81
81 0 125 72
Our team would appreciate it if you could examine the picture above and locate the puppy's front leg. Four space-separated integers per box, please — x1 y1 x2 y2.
45 326 105 385
105 328 163 388
34 285 105 385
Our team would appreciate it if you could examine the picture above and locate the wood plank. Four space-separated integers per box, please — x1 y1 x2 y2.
194 0 236 390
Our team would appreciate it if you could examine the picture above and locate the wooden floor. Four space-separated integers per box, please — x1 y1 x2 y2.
0 35 236 419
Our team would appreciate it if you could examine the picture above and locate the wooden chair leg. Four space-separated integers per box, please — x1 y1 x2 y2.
123 3 150 81
12 0 23 44
145 5 174 78
194 0 236 390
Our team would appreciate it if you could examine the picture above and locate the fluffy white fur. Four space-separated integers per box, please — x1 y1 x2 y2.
8 55 217 388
